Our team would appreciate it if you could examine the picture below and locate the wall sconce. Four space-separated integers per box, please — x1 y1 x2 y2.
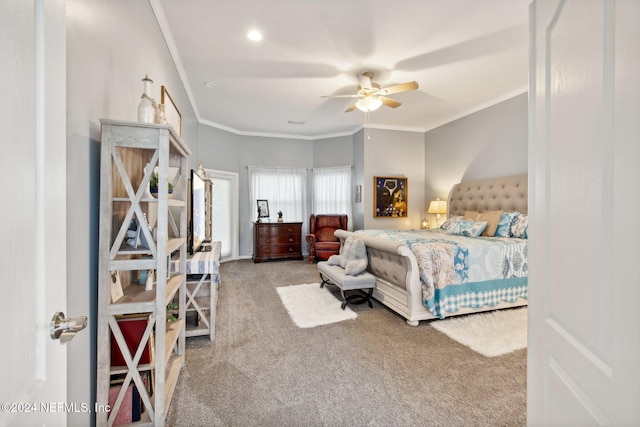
428 198 447 227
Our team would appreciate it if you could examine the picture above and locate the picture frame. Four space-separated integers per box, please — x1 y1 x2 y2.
373 176 408 218
110 271 124 303
161 86 182 137
257 199 270 218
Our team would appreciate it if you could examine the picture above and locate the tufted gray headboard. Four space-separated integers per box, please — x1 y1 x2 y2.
447 174 528 216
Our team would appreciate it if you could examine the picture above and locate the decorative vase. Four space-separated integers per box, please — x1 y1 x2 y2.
145 269 154 291
138 75 156 123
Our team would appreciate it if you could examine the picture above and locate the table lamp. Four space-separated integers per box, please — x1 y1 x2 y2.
428 198 447 227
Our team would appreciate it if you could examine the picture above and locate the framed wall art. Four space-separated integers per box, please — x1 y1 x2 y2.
161 85 182 137
373 176 408 218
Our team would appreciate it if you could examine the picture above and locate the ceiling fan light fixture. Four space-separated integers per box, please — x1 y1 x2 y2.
246 29 263 42
356 97 383 112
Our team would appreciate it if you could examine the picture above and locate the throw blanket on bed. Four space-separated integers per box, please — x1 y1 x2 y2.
356 229 528 318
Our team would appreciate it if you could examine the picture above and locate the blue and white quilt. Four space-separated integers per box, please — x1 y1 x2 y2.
356 229 528 318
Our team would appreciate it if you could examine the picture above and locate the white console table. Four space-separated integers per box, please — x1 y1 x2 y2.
173 241 221 340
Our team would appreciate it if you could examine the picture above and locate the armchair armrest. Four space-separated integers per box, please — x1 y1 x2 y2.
306 234 317 262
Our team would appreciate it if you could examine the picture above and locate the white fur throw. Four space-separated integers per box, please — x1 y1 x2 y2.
327 236 368 275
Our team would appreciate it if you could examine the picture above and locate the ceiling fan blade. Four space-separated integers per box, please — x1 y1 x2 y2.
321 94 360 98
345 103 357 112
380 96 402 108
377 81 419 96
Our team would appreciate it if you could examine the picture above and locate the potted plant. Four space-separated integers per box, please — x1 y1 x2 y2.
166 301 179 323
149 171 173 195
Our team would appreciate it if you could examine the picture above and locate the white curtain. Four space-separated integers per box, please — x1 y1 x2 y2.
248 166 307 223
312 165 352 230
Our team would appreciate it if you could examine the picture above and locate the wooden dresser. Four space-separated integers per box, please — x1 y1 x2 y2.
253 221 303 263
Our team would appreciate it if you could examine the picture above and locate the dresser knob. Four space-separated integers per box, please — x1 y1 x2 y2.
289 238 293 242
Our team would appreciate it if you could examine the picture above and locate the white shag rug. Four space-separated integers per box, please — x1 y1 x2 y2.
276 283 357 328
430 308 527 357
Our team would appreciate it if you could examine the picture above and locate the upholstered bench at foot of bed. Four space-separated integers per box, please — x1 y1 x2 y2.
317 261 376 310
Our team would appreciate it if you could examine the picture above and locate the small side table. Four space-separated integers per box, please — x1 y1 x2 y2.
181 241 221 340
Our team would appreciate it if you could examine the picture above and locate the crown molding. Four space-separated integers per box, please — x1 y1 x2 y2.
363 123 426 133
198 118 360 141
149 0 201 120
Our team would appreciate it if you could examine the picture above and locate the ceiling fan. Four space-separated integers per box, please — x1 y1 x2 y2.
322 72 419 113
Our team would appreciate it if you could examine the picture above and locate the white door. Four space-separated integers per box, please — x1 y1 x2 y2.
0 1 69 426
207 169 240 259
529 1 640 425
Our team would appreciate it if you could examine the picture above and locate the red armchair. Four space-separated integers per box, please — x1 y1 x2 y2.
306 214 348 263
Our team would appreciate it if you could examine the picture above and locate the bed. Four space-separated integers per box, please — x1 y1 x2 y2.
335 174 528 325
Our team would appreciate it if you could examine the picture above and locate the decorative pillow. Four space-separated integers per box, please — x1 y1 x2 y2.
445 219 488 237
440 215 463 231
327 236 368 275
510 214 528 238
463 211 480 221
495 212 520 237
476 210 503 237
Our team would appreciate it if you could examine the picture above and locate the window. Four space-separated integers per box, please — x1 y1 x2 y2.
312 165 352 229
248 166 307 223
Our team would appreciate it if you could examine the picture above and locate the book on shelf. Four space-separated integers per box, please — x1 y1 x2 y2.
109 373 148 425
110 314 154 368
108 384 135 425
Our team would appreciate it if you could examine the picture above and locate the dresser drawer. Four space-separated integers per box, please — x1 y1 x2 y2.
257 234 301 246
253 222 303 263
256 224 301 236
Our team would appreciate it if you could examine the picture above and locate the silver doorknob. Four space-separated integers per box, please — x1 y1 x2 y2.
50 312 88 344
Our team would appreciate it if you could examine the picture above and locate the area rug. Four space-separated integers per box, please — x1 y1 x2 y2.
276 283 357 328
430 308 527 357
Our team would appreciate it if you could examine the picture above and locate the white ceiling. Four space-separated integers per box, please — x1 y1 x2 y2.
155 0 530 139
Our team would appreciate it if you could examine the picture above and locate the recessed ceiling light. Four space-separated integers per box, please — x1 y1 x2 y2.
247 30 263 42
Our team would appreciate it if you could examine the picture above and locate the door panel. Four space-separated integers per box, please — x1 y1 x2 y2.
0 1 68 425
529 0 640 425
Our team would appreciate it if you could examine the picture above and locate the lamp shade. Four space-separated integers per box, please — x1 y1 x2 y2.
356 97 383 112
427 199 447 215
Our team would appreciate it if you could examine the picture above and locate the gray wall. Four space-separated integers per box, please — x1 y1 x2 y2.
312 135 354 167
352 129 366 230
66 1 198 425
363 128 426 230
197 125 355 257
425 93 528 207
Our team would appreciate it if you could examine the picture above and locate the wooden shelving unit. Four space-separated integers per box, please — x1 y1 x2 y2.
96 119 191 426
184 242 221 340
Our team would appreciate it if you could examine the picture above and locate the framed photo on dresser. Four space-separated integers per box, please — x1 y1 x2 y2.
257 199 270 218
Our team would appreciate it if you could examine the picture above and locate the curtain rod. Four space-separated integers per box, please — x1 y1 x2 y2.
246 165 309 170
246 165 352 170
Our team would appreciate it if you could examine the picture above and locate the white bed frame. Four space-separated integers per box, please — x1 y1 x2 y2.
336 174 528 326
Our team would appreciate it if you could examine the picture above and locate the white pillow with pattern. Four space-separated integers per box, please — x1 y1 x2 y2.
510 214 528 238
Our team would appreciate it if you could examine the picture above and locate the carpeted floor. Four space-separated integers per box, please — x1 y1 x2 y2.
166 259 526 426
